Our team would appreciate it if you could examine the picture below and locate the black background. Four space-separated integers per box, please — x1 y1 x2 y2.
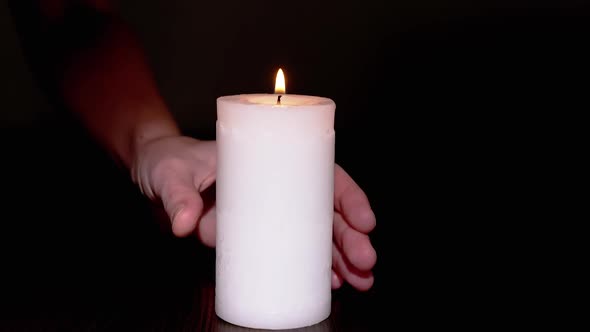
1 0 588 328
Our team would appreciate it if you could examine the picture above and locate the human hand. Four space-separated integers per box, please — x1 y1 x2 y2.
331 165 377 291
131 136 218 246
131 136 377 290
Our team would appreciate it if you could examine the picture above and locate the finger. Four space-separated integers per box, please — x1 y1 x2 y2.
332 243 374 291
334 212 377 271
195 182 216 247
160 179 203 237
192 141 217 192
197 205 216 247
334 164 376 233
332 269 343 289
195 171 216 193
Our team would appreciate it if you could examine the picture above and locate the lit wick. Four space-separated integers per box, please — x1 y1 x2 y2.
275 68 286 106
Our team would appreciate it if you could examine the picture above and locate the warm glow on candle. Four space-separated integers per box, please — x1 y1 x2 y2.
275 68 286 94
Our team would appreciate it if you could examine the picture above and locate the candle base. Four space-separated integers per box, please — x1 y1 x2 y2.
215 297 331 330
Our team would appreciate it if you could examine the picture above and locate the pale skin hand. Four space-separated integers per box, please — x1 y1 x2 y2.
132 136 377 291
20 0 377 291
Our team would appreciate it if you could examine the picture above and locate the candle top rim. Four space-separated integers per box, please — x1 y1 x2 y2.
217 94 335 107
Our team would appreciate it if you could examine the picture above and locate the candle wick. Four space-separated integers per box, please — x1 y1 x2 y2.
277 95 282 105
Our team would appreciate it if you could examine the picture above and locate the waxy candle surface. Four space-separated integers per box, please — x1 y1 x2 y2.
215 93 336 330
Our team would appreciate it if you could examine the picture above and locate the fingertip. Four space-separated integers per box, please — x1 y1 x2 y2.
357 208 377 233
345 232 378 271
351 273 374 292
171 205 198 237
332 270 343 289
357 240 377 271
333 243 375 292
341 194 376 234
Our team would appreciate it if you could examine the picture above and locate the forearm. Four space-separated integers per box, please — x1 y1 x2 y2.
59 16 180 168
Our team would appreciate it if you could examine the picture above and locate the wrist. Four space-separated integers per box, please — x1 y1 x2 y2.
129 114 182 166
133 121 181 149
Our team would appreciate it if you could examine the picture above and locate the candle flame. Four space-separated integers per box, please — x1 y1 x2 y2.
275 68 286 94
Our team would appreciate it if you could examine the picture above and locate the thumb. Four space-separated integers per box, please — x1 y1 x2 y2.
160 180 203 237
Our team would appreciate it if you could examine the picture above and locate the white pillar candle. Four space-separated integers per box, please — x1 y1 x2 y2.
215 73 335 330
